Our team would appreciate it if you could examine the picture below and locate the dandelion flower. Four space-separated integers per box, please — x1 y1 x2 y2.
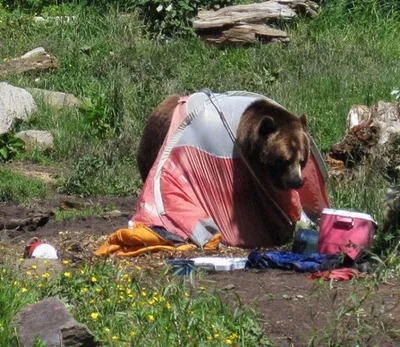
112 336 118 340
184 292 189 297
31 264 38 270
199 286 206 290
95 288 102 293
25 271 32 276
104 328 110 333
62 260 69 265
130 331 136 337
90 312 99 320
148 315 155 322
226 338 233 344
166 302 172 309
141 291 147 297
42 272 50 278
89 299 95 304
21 288 28 293
81 287 88 293
64 272 71 278
91 276 97 282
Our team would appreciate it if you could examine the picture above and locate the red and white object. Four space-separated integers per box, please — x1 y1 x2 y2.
317 209 377 260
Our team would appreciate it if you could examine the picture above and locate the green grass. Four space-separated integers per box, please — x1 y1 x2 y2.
0 167 48 204
0 261 270 346
54 204 115 221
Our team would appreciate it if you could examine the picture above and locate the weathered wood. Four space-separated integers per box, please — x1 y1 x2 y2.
0 48 58 76
194 0 319 46
200 23 289 46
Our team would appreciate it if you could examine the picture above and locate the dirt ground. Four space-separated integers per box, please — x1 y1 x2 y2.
1 167 399 346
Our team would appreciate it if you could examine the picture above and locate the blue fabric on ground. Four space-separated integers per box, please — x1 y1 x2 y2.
246 250 340 273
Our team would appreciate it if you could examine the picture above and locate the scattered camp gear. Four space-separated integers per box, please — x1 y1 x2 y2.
24 237 58 259
246 250 341 273
292 229 319 255
317 209 377 260
130 90 329 250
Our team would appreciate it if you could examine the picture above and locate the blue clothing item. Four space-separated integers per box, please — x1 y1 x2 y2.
246 250 340 273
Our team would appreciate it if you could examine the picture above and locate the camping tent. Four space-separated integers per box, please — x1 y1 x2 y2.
131 90 329 249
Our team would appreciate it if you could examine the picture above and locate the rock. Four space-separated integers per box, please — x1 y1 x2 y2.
18 259 62 277
0 82 37 134
27 88 81 110
16 297 99 347
60 320 98 347
16 130 54 151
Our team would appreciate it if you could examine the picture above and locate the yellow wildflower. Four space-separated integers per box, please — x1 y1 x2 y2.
89 299 95 304
31 265 38 270
130 331 136 337
91 276 97 282
13 281 19 286
80 270 85 275
34 275 39 280
112 336 118 340
214 334 220 338
141 291 147 297
25 271 32 276
226 339 233 345
62 260 69 265
184 292 189 297
95 288 102 293
64 272 71 278
81 287 88 293
207 336 213 341
106 298 111 302
2 269 5 273
166 302 172 309
148 315 155 322
104 328 110 333
19 258 24 262
148 299 155 305
42 273 50 278
135 266 142 271
199 286 206 290
90 312 99 320
21 288 28 293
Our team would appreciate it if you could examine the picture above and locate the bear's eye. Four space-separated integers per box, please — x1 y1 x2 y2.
275 158 290 167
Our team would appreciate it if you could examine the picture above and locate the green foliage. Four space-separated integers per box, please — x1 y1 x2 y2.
0 261 270 346
135 0 234 38
0 132 25 161
0 167 48 203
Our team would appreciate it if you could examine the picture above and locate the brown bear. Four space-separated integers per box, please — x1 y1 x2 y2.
137 94 310 192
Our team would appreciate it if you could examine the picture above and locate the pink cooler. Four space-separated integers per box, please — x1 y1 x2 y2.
317 209 378 260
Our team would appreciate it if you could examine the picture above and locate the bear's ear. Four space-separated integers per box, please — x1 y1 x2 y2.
258 116 276 136
300 113 308 130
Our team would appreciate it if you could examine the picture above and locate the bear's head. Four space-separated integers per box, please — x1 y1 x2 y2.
237 99 310 191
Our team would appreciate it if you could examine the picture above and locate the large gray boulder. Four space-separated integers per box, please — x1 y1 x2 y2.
16 297 99 347
0 82 37 134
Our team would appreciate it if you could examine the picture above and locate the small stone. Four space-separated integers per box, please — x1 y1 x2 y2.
295 294 305 299
16 130 54 151
27 88 81 110
222 284 236 290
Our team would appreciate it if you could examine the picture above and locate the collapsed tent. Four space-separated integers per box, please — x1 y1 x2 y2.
96 91 329 257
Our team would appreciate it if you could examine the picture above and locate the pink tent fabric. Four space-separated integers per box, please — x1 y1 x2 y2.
132 91 329 248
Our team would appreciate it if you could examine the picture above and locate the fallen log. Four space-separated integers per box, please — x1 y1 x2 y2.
194 0 319 46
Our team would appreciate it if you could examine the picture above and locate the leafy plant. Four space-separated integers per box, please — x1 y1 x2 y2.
0 132 25 162
135 0 234 38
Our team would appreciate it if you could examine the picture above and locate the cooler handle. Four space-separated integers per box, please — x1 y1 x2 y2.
334 216 354 229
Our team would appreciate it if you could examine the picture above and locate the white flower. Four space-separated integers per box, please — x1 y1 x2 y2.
156 5 163 12
166 4 173 11
390 88 400 100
